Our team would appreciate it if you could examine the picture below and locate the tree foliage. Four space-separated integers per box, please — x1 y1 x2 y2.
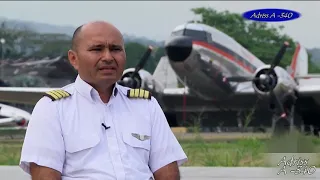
191 7 318 72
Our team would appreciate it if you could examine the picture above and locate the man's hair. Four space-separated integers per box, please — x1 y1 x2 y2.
71 25 83 51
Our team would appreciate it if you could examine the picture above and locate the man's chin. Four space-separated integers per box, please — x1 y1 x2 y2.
97 75 119 83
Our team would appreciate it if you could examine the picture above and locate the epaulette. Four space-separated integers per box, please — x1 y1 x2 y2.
127 89 151 100
43 89 71 101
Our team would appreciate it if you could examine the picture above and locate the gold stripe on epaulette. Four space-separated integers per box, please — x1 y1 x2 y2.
144 90 150 99
44 89 71 101
134 89 139 97
127 89 151 100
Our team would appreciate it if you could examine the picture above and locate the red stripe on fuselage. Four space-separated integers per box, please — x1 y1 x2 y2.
192 41 255 74
290 43 300 78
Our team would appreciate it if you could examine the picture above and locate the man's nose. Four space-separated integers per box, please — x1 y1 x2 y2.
102 49 114 59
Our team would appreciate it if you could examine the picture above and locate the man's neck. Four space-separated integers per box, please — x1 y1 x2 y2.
94 84 115 103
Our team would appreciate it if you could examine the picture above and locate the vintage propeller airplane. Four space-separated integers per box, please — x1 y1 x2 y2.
0 22 320 136
117 22 320 136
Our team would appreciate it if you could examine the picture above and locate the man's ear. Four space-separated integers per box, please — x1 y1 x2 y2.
68 49 79 70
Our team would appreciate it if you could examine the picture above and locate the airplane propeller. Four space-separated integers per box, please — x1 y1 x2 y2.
226 41 289 83
226 41 290 119
118 46 153 88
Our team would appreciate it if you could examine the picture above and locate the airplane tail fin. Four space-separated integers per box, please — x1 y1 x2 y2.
287 43 308 78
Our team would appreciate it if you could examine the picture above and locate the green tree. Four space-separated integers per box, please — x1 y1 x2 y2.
307 53 320 73
0 21 36 58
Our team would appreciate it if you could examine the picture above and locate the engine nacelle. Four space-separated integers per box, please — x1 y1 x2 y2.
14 117 28 126
120 68 164 92
252 65 278 96
252 65 297 101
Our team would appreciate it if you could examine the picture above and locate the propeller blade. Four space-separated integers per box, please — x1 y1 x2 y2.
118 46 153 88
268 41 290 72
270 91 287 118
130 46 153 79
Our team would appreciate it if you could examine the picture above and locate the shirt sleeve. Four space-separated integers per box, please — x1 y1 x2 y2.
148 97 188 173
19 97 65 175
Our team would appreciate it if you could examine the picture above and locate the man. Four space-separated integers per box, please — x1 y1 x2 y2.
20 21 187 180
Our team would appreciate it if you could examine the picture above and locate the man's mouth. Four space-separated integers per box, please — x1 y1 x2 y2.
99 66 116 70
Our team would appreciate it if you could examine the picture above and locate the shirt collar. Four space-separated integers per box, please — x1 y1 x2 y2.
75 75 119 103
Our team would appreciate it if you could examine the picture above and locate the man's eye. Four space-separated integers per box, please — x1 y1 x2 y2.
110 46 122 51
91 48 102 51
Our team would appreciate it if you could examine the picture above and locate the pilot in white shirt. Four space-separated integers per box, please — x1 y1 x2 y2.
19 20 188 180
20 75 188 180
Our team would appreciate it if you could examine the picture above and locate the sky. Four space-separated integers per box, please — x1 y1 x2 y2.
0 1 319 49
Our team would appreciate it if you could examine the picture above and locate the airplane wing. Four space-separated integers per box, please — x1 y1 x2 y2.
154 81 265 112
295 74 320 79
156 77 320 114
296 78 320 103
0 117 15 124
0 87 55 105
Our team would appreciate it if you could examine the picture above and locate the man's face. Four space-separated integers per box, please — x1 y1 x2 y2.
68 23 126 86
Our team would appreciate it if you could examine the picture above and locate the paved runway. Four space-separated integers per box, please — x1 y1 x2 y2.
2 166 319 179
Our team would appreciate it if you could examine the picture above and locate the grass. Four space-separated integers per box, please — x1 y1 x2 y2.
180 130 320 167
0 130 320 167
0 140 23 165
180 138 266 166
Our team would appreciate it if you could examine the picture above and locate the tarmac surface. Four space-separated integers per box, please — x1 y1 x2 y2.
2 166 319 179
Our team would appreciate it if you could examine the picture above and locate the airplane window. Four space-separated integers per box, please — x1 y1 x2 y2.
171 29 184 36
249 63 256 72
184 29 207 42
206 33 213 43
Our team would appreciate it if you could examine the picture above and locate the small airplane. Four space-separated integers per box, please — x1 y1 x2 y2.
0 103 30 128
5 56 77 87
0 55 76 128
117 22 320 136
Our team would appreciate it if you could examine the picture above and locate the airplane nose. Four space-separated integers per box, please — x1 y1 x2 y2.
165 36 192 62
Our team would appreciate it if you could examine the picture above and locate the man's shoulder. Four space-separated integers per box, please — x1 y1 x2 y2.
117 85 154 102
41 83 75 103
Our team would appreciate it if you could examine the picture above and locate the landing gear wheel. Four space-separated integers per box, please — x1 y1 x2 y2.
301 112 320 137
272 105 295 136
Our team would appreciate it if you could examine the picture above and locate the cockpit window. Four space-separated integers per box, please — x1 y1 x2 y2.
184 29 208 42
171 29 184 36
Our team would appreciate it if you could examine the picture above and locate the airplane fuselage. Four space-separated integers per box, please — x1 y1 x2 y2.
165 23 298 104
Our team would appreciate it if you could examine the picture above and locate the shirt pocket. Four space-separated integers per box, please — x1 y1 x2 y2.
122 130 151 164
64 133 101 153
63 133 103 175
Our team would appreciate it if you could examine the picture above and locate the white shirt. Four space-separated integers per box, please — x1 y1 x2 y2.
20 75 188 180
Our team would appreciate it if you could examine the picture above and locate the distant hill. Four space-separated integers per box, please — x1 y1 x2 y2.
0 17 164 47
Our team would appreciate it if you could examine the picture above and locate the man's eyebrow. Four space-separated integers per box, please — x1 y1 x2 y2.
109 44 123 48
90 43 105 47
89 43 122 47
